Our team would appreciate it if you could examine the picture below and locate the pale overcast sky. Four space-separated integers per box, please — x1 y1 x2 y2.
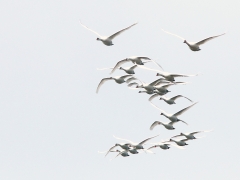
0 0 239 179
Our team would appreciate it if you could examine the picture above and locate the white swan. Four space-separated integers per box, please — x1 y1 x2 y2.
148 90 170 101
113 134 159 150
110 56 163 74
154 82 188 94
148 144 171 150
137 65 198 82
97 62 150 75
97 65 137 74
79 21 137 46
110 150 130 160
129 77 168 92
150 121 177 130
161 29 225 51
159 95 193 105
163 139 189 146
150 102 198 125
104 143 131 157
171 130 212 140
96 75 132 93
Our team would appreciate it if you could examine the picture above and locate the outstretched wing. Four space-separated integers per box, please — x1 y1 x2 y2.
108 22 138 40
150 121 161 130
105 145 117 157
171 134 183 139
196 33 225 45
149 78 165 86
170 73 198 77
96 77 112 93
110 152 122 161
113 135 135 145
148 94 160 101
130 65 138 70
150 102 168 115
147 145 159 150
110 59 129 74
161 29 185 40
170 95 193 102
160 83 175 89
79 20 101 37
137 65 163 73
127 82 139 87
139 134 159 145
120 75 133 79
173 102 198 117
151 59 164 70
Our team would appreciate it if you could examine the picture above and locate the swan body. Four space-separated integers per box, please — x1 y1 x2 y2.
110 56 163 74
160 95 192 105
161 29 225 51
113 134 159 150
150 102 198 125
172 130 212 140
150 121 176 130
137 66 198 82
105 143 131 157
96 75 132 93
148 144 170 150
80 21 137 46
165 139 189 146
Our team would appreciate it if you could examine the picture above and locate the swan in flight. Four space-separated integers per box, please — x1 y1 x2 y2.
96 75 132 93
163 139 189 146
113 134 159 150
150 102 198 125
137 65 198 82
110 56 163 74
150 121 177 130
104 143 131 157
148 144 171 150
110 150 130 160
148 90 171 101
159 95 193 105
79 21 137 46
97 62 150 75
97 65 137 75
148 142 184 150
171 130 212 140
161 29 225 51
154 82 188 94
135 78 169 91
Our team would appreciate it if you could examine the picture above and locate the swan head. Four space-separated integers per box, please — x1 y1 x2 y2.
96 38 100 41
119 67 123 70
160 113 163 115
138 91 142 93
183 40 187 43
159 97 162 100
156 73 160 76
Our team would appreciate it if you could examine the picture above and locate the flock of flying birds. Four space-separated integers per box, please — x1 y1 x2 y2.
80 21 223 160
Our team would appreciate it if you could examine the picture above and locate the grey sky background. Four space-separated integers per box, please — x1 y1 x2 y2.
0 0 239 179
